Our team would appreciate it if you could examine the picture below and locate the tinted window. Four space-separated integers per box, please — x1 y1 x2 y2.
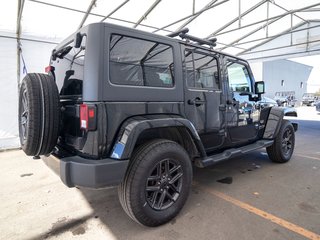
185 50 219 89
109 34 174 88
226 61 252 92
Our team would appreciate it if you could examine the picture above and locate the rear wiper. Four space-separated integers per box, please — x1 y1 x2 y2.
52 46 72 60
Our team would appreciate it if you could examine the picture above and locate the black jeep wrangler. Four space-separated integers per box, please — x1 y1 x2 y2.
18 23 297 227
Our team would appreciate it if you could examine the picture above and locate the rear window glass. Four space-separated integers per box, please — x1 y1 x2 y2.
52 37 86 96
109 34 174 88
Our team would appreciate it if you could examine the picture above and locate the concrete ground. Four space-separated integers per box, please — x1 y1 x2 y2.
1 106 319 240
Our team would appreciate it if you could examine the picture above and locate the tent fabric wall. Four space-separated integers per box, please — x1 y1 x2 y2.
19 39 56 79
0 35 56 150
0 36 19 150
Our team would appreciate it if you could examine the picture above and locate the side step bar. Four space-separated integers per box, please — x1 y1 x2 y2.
195 140 274 168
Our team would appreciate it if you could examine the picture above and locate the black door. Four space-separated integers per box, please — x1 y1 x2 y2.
224 58 260 144
183 47 224 151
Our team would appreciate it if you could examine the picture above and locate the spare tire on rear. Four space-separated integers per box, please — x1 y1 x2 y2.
19 73 60 156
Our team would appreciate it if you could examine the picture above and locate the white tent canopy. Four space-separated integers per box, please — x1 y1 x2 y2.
0 0 320 149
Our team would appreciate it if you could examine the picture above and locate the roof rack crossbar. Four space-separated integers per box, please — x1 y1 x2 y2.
179 33 217 47
167 28 189 38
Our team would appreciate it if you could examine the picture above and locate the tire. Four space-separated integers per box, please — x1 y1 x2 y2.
266 120 295 163
118 139 192 227
18 73 60 156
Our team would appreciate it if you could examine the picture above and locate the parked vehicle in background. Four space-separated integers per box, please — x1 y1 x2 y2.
18 23 298 227
302 93 318 106
258 96 277 108
315 100 320 112
274 91 296 107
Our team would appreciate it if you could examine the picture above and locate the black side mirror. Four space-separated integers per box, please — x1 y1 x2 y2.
255 81 265 94
74 32 83 48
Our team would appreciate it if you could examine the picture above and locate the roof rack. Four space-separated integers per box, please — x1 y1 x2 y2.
167 28 217 47
167 28 189 38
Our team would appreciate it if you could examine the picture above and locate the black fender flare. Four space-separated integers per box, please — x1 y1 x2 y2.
109 115 206 159
263 107 297 139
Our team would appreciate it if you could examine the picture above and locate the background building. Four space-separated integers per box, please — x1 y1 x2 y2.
251 59 313 103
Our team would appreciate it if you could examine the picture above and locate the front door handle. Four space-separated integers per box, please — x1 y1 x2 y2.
188 97 205 107
227 99 237 106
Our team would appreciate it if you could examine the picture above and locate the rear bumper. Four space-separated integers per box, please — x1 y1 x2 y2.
41 154 129 188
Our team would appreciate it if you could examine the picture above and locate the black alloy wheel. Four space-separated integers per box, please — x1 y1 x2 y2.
145 158 183 211
281 127 293 158
20 87 29 144
118 139 192 227
267 120 295 163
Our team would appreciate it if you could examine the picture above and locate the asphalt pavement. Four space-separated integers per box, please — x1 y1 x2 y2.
0 106 319 240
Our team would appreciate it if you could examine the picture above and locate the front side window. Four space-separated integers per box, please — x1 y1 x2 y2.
185 50 219 89
109 34 174 88
226 61 252 92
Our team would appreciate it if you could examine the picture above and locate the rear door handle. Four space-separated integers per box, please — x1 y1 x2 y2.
188 97 205 107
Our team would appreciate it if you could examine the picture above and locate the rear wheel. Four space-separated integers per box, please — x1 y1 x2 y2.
118 139 192 227
267 120 295 163
18 73 60 156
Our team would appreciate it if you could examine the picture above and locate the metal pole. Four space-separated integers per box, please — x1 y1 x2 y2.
234 23 320 49
266 0 269 38
239 39 320 56
16 0 25 89
212 2 320 37
271 1 307 23
238 0 241 28
193 0 196 14
100 0 131 22
219 15 284 51
153 0 229 33
290 13 293 45
78 0 97 29
300 8 320 12
236 22 316 55
176 0 218 31
206 0 268 38
306 22 310 51
242 48 320 61
133 0 162 28
28 0 167 33
0 34 58 45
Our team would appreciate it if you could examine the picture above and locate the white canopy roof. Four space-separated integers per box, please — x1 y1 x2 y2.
1 0 320 57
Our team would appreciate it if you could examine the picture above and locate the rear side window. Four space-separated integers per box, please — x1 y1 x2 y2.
185 50 219 90
109 34 174 88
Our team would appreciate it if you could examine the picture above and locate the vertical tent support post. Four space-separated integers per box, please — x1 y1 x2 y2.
16 0 25 90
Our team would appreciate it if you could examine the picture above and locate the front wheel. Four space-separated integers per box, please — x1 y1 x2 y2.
118 139 192 227
267 120 295 163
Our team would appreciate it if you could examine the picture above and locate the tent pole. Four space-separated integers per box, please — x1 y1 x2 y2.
16 0 25 89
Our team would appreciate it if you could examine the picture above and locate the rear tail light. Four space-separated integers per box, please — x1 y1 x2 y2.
80 104 96 131
45 65 54 73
